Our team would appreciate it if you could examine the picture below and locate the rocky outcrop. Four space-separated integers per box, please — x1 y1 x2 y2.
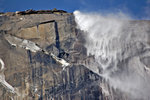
0 9 67 16
0 10 150 100
15 9 67 15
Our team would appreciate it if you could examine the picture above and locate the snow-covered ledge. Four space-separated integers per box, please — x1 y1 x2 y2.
5 35 70 69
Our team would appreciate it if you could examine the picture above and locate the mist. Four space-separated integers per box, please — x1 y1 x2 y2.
74 10 150 99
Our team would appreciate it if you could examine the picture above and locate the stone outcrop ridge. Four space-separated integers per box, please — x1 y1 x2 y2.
0 9 67 16
16 9 67 15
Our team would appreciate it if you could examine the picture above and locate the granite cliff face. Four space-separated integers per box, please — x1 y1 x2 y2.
0 10 150 100
0 10 104 100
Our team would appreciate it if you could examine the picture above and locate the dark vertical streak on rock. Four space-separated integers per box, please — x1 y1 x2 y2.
27 50 32 64
37 25 40 38
27 51 37 99
31 65 36 99
27 50 37 99
39 65 43 100
54 21 61 57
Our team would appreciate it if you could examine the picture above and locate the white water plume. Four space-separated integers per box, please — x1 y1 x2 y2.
74 10 150 99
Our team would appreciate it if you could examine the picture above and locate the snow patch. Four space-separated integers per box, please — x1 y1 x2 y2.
0 58 18 95
0 58 4 70
5 35 42 52
50 53 70 69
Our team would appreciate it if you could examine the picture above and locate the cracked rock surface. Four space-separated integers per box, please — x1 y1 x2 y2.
0 12 105 100
0 11 150 100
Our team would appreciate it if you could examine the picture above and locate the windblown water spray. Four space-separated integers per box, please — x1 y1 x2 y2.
74 10 150 99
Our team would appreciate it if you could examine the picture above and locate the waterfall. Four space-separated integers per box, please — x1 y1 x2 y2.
74 10 150 99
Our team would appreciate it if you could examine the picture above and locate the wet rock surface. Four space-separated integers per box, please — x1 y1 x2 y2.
0 10 150 100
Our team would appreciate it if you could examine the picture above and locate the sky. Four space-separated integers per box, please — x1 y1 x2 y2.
0 0 150 19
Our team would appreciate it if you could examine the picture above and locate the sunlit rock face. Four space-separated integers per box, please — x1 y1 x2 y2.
0 10 104 100
0 10 150 100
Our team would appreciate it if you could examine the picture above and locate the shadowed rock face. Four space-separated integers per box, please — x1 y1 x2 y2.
0 10 150 100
